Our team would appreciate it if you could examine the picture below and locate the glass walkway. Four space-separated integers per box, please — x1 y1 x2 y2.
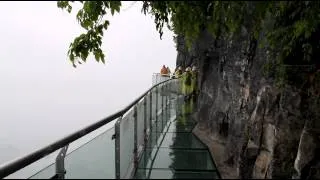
134 95 220 179
0 78 220 179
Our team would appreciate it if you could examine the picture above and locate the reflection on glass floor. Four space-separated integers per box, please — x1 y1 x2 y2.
134 96 220 179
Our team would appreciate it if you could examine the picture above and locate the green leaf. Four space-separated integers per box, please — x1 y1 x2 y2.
115 4 120 12
94 51 100 62
70 53 75 62
67 5 72 13
103 20 109 29
57 1 69 9
59 0 320 79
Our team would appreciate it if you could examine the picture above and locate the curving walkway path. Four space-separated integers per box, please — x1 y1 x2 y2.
134 94 220 179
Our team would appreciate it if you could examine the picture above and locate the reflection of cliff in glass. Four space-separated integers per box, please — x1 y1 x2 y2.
134 94 220 179
169 97 215 178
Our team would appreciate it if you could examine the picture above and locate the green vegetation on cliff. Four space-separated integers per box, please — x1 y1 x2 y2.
57 1 319 76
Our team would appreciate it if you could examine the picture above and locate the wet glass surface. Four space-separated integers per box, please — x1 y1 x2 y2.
65 128 115 179
152 148 215 170
134 95 219 179
161 132 207 149
135 169 219 179
167 123 194 133
30 82 219 180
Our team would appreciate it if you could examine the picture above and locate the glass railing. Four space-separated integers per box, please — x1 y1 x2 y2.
0 78 182 179
29 126 115 179
115 80 180 179
152 73 171 86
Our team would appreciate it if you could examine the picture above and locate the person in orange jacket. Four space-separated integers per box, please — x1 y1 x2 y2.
160 65 169 77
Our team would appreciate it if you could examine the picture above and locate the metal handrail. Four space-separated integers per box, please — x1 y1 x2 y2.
0 78 177 179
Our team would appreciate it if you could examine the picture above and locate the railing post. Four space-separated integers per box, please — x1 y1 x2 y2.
165 83 168 123
168 83 171 121
161 85 164 131
115 117 122 179
165 83 168 124
163 84 165 127
55 145 68 179
148 91 153 172
165 83 169 119
133 105 138 169
149 91 152 133
155 87 158 133
143 96 147 149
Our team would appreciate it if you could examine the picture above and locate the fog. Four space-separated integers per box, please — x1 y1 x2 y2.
0 1 176 177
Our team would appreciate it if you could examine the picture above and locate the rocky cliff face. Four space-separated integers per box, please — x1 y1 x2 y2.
175 28 320 179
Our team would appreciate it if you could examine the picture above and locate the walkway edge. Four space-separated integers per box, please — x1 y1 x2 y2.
192 124 238 179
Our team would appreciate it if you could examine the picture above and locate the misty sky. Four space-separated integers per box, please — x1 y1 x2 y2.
0 0 176 172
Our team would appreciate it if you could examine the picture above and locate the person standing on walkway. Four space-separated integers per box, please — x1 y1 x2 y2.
174 66 183 78
182 67 193 101
190 65 198 102
160 65 169 83
166 66 171 77
160 65 168 76
177 92 194 126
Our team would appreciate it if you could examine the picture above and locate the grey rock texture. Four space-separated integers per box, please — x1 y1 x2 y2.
177 27 320 179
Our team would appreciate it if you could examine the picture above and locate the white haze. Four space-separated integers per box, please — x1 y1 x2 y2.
0 1 176 178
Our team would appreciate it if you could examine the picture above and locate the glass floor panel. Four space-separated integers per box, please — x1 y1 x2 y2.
169 119 196 127
135 169 219 179
151 119 171 133
160 132 207 149
145 132 166 148
171 114 196 123
138 148 158 169
134 94 220 179
166 123 194 133
137 147 217 176
151 148 215 171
